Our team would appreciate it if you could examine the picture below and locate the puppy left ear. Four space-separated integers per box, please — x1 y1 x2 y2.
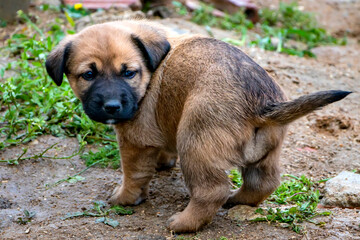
45 41 72 86
131 28 170 72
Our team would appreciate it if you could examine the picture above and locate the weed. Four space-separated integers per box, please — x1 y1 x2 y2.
175 234 200 240
254 2 344 57
261 174 331 234
61 3 91 20
172 1 188 16
0 19 7 28
229 171 331 234
190 3 253 31
16 210 36 225
174 1 344 57
63 201 133 228
218 237 229 240
81 142 120 169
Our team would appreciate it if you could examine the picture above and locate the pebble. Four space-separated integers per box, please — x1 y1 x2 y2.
227 205 263 221
321 171 360 207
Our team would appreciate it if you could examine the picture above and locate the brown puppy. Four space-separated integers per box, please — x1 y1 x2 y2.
45 20 351 232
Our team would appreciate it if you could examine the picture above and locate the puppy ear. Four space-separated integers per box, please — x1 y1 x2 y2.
45 41 72 86
131 28 170 72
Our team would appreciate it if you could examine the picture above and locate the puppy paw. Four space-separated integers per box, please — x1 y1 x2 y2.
108 185 146 206
224 191 261 207
156 157 177 171
223 191 240 208
167 211 206 233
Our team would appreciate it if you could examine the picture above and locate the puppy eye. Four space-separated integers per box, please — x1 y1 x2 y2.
123 70 136 79
81 71 96 81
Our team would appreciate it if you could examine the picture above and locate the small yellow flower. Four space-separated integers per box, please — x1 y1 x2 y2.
74 3 83 10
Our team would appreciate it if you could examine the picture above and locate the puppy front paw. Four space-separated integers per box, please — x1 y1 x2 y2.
167 211 207 233
108 185 146 206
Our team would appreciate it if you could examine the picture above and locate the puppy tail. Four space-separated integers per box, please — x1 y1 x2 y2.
260 90 352 125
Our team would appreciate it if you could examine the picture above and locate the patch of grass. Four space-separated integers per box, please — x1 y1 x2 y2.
175 235 200 240
188 2 253 31
63 201 133 228
0 10 114 153
253 174 331 233
0 9 121 190
174 1 345 57
81 142 120 169
253 2 345 57
267 174 319 204
229 171 331 234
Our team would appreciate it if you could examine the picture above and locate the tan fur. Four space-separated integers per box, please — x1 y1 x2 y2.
45 20 350 233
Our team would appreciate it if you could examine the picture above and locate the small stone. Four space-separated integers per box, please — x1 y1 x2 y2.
279 223 290 228
227 205 263 221
48 223 58 229
30 140 39 145
321 171 360 207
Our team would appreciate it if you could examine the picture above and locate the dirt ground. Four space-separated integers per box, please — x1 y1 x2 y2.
1 1 360 239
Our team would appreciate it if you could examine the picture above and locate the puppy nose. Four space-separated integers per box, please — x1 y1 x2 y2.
104 100 121 114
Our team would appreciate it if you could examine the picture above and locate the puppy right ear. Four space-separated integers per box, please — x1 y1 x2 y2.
45 41 72 86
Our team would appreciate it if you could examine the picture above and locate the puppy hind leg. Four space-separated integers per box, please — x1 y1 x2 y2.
226 148 281 207
167 150 230 232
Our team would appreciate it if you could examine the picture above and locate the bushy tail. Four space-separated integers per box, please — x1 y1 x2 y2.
260 90 352 125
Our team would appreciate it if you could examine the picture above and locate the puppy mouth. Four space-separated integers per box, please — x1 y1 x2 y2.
105 119 118 125
83 100 138 124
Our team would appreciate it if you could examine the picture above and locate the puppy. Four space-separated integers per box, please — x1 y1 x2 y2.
45 20 351 232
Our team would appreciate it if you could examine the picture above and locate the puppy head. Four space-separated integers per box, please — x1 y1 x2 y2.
45 21 170 124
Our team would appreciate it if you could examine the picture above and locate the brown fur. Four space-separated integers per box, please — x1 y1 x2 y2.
45 20 351 233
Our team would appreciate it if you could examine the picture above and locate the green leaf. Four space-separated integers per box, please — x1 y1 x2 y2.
110 205 134 215
62 211 86 220
67 175 85 183
255 208 264 214
288 207 298 214
104 218 119 228
95 217 105 223
64 10 75 28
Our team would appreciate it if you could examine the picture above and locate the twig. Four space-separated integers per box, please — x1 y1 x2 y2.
85 135 117 142
282 174 300 180
287 192 306 199
42 144 84 160
0 142 83 164
0 143 58 164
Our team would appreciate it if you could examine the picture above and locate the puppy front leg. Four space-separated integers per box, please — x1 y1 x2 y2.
109 142 158 206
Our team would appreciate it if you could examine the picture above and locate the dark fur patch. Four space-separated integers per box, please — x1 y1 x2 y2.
45 42 72 86
131 34 170 72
